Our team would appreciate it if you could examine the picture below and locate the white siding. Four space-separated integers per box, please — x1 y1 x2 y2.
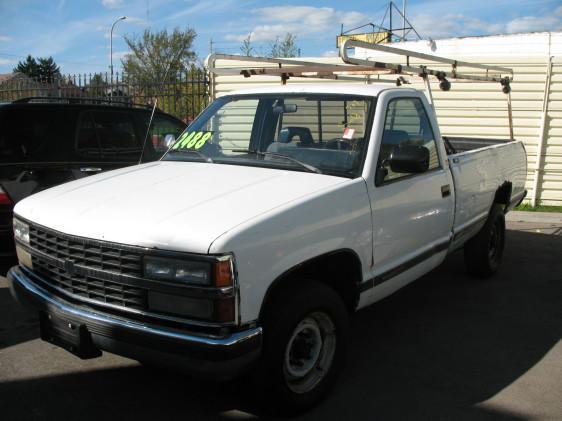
208 32 562 205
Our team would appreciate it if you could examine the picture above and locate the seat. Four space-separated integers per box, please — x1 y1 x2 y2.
278 127 314 145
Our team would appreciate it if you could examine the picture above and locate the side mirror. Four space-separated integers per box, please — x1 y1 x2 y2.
164 134 176 147
388 144 430 174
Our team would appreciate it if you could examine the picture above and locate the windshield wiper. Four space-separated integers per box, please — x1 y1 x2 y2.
168 149 214 163
234 150 322 174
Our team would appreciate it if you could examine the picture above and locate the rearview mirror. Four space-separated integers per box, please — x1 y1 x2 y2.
272 103 297 114
388 144 430 174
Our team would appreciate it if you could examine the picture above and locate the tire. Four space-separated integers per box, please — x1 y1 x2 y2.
464 204 506 278
257 280 349 414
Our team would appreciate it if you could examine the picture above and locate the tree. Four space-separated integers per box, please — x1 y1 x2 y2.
13 55 39 79
121 27 197 85
240 34 254 56
87 73 109 96
37 57 61 83
13 55 60 82
269 33 300 58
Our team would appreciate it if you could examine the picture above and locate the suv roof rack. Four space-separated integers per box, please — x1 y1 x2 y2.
12 96 156 110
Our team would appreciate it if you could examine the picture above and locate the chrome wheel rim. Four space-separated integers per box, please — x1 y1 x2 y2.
283 311 336 394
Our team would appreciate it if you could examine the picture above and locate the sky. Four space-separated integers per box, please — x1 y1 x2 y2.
0 0 561 75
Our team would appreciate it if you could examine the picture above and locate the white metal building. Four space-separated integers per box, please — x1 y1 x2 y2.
208 32 562 206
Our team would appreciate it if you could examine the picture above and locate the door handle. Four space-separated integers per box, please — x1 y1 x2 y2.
80 167 103 173
441 184 451 198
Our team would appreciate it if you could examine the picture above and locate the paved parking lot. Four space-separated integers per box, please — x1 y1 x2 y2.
0 220 561 420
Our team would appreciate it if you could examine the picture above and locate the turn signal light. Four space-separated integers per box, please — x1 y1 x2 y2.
214 259 233 288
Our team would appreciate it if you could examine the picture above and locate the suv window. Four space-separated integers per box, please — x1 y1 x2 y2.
378 98 440 183
145 114 186 155
77 111 141 160
0 108 68 162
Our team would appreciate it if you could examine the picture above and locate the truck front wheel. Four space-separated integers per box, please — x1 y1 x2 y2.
258 280 349 413
464 204 506 278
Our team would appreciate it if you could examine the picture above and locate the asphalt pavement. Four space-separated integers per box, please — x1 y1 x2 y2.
0 220 561 420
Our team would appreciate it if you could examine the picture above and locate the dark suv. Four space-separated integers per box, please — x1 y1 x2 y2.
0 98 187 261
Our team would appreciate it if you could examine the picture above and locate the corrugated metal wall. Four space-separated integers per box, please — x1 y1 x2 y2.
208 32 562 206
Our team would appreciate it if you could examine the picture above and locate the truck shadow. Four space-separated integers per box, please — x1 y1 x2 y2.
0 228 560 420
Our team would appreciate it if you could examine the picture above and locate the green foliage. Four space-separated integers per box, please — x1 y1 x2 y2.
13 55 60 82
515 203 562 213
269 33 300 58
240 34 254 56
13 55 39 79
37 57 61 83
86 73 109 96
121 27 197 85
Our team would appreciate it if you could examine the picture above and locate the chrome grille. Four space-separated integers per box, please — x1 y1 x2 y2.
29 225 142 276
28 224 147 311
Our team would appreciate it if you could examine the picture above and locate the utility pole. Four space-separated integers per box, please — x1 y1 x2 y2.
209 38 214 55
389 1 393 43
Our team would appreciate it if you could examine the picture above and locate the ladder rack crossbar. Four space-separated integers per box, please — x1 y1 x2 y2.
341 40 513 74
209 64 507 84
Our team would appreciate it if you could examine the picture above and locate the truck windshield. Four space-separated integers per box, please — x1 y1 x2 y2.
162 94 374 178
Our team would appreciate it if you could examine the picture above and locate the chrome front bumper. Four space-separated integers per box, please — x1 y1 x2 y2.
8 265 262 380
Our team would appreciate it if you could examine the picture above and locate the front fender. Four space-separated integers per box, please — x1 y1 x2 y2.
209 178 373 323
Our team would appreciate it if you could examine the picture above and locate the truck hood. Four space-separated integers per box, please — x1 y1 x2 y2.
15 161 346 254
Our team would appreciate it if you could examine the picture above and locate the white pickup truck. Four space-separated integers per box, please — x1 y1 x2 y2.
9 83 526 411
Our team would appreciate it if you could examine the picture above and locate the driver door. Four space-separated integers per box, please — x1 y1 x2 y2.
366 94 454 296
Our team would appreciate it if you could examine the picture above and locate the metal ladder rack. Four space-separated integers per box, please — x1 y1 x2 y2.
206 39 515 137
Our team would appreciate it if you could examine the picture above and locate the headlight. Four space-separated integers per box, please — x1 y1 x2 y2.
13 219 30 244
143 256 212 285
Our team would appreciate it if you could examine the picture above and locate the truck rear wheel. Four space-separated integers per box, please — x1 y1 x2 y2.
464 204 506 278
258 280 349 414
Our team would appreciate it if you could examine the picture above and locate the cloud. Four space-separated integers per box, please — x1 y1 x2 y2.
0 58 16 66
411 12 562 39
412 14 503 39
111 51 130 60
505 16 561 33
322 50 339 57
224 6 368 43
101 0 123 9
0 35 12 42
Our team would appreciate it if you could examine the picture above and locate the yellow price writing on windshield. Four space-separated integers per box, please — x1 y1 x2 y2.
172 131 213 150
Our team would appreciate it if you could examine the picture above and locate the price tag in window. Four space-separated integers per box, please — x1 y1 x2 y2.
342 128 355 140
172 131 213 150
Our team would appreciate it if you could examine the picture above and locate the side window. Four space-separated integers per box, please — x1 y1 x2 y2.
146 115 186 156
77 111 140 161
92 111 138 151
76 112 101 157
378 98 440 183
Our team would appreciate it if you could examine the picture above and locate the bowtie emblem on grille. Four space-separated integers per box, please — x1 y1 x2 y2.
64 259 76 275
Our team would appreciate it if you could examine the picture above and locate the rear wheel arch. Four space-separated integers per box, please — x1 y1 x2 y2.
494 181 513 209
258 249 363 322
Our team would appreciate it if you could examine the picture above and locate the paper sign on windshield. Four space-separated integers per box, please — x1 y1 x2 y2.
172 131 213 150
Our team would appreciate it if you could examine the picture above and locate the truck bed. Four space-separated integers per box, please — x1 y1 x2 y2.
446 137 527 250
443 136 512 155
